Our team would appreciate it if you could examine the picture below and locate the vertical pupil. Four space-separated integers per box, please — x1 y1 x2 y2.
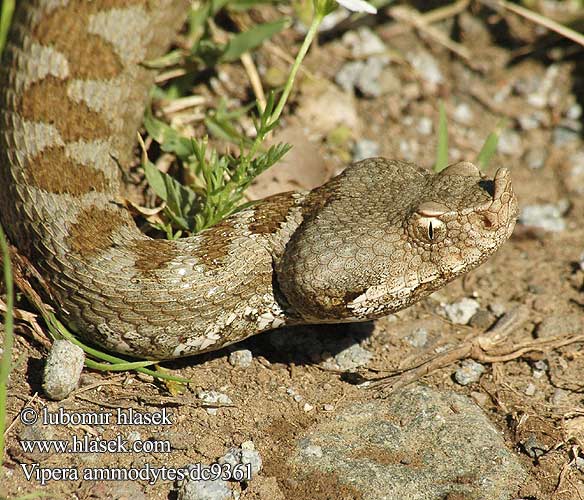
428 221 434 240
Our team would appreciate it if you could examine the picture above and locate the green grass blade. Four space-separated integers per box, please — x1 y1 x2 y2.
476 119 508 170
0 224 14 470
0 0 15 56
434 101 449 172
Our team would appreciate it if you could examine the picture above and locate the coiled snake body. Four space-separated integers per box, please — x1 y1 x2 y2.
0 1 518 359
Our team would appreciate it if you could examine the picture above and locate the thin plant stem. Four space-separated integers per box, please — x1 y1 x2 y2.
269 13 323 127
0 225 14 469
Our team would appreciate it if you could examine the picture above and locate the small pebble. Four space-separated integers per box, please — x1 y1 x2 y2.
405 328 428 347
303 403 314 412
416 117 433 136
219 441 262 478
519 200 569 232
550 388 568 406
552 125 580 145
178 475 231 500
518 112 544 131
566 103 582 120
526 65 559 108
453 102 474 125
127 431 142 443
407 51 443 90
488 302 507 317
536 313 582 339
567 151 584 194
323 404 335 412
443 298 480 325
468 309 496 330
525 383 536 396
323 343 373 371
353 139 380 162
533 360 548 372
524 147 546 169
575 457 584 472
301 444 323 458
336 28 389 98
470 391 489 407
197 391 233 416
228 349 253 368
497 130 523 156
522 434 548 459
454 359 486 386
43 340 85 400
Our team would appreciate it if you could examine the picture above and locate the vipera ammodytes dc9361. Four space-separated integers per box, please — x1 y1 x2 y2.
0 1 518 359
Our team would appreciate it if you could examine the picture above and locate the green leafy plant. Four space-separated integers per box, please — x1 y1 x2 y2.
142 0 377 237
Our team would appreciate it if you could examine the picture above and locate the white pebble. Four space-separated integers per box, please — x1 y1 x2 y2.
228 349 253 368
43 340 85 400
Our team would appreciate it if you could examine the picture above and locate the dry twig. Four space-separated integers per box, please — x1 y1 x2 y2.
367 305 584 392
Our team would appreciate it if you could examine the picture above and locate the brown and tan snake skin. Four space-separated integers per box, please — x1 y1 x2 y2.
0 1 518 360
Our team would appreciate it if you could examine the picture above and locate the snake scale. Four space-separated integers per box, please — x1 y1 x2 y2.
0 1 518 360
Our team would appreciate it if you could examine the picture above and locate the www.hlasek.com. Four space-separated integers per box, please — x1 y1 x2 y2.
21 462 253 485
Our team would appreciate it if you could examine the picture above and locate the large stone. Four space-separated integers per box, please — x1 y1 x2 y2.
291 384 527 500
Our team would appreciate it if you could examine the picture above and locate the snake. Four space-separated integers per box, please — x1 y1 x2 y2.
0 1 518 360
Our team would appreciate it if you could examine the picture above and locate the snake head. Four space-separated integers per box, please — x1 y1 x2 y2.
276 159 517 324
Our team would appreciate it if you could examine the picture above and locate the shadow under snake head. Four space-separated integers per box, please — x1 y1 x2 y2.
276 159 518 323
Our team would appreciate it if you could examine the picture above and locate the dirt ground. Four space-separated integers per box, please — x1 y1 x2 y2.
1 3 584 499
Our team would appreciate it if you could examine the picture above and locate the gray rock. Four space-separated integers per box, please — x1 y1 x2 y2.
416 117 433 136
521 434 548 459
566 103 582 120
407 51 443 90
43 340 85 400
219 440 262 478
454 359 486 386
178 476 232 500
299 441 323 458
453 102 474 125
468 309 496 330
290 385 527 499
536 313 583 339
337 28 390 98
335 61 364 93
518 112 545 131
551 388 568 406
567 151 584 194
524 147 546 169
405 328 428 347
344 27 387 59
197 391 233 415
353 139 380 161
553 125 581 145
322 343 373 370
497 129 523 156
442 297 480 325
526 65 559 108
519 200 569 232
228 349 253 368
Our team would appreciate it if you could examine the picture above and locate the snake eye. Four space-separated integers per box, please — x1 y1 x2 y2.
412 216 445 244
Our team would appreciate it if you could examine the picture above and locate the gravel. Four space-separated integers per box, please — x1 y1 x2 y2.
454 359 486 386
